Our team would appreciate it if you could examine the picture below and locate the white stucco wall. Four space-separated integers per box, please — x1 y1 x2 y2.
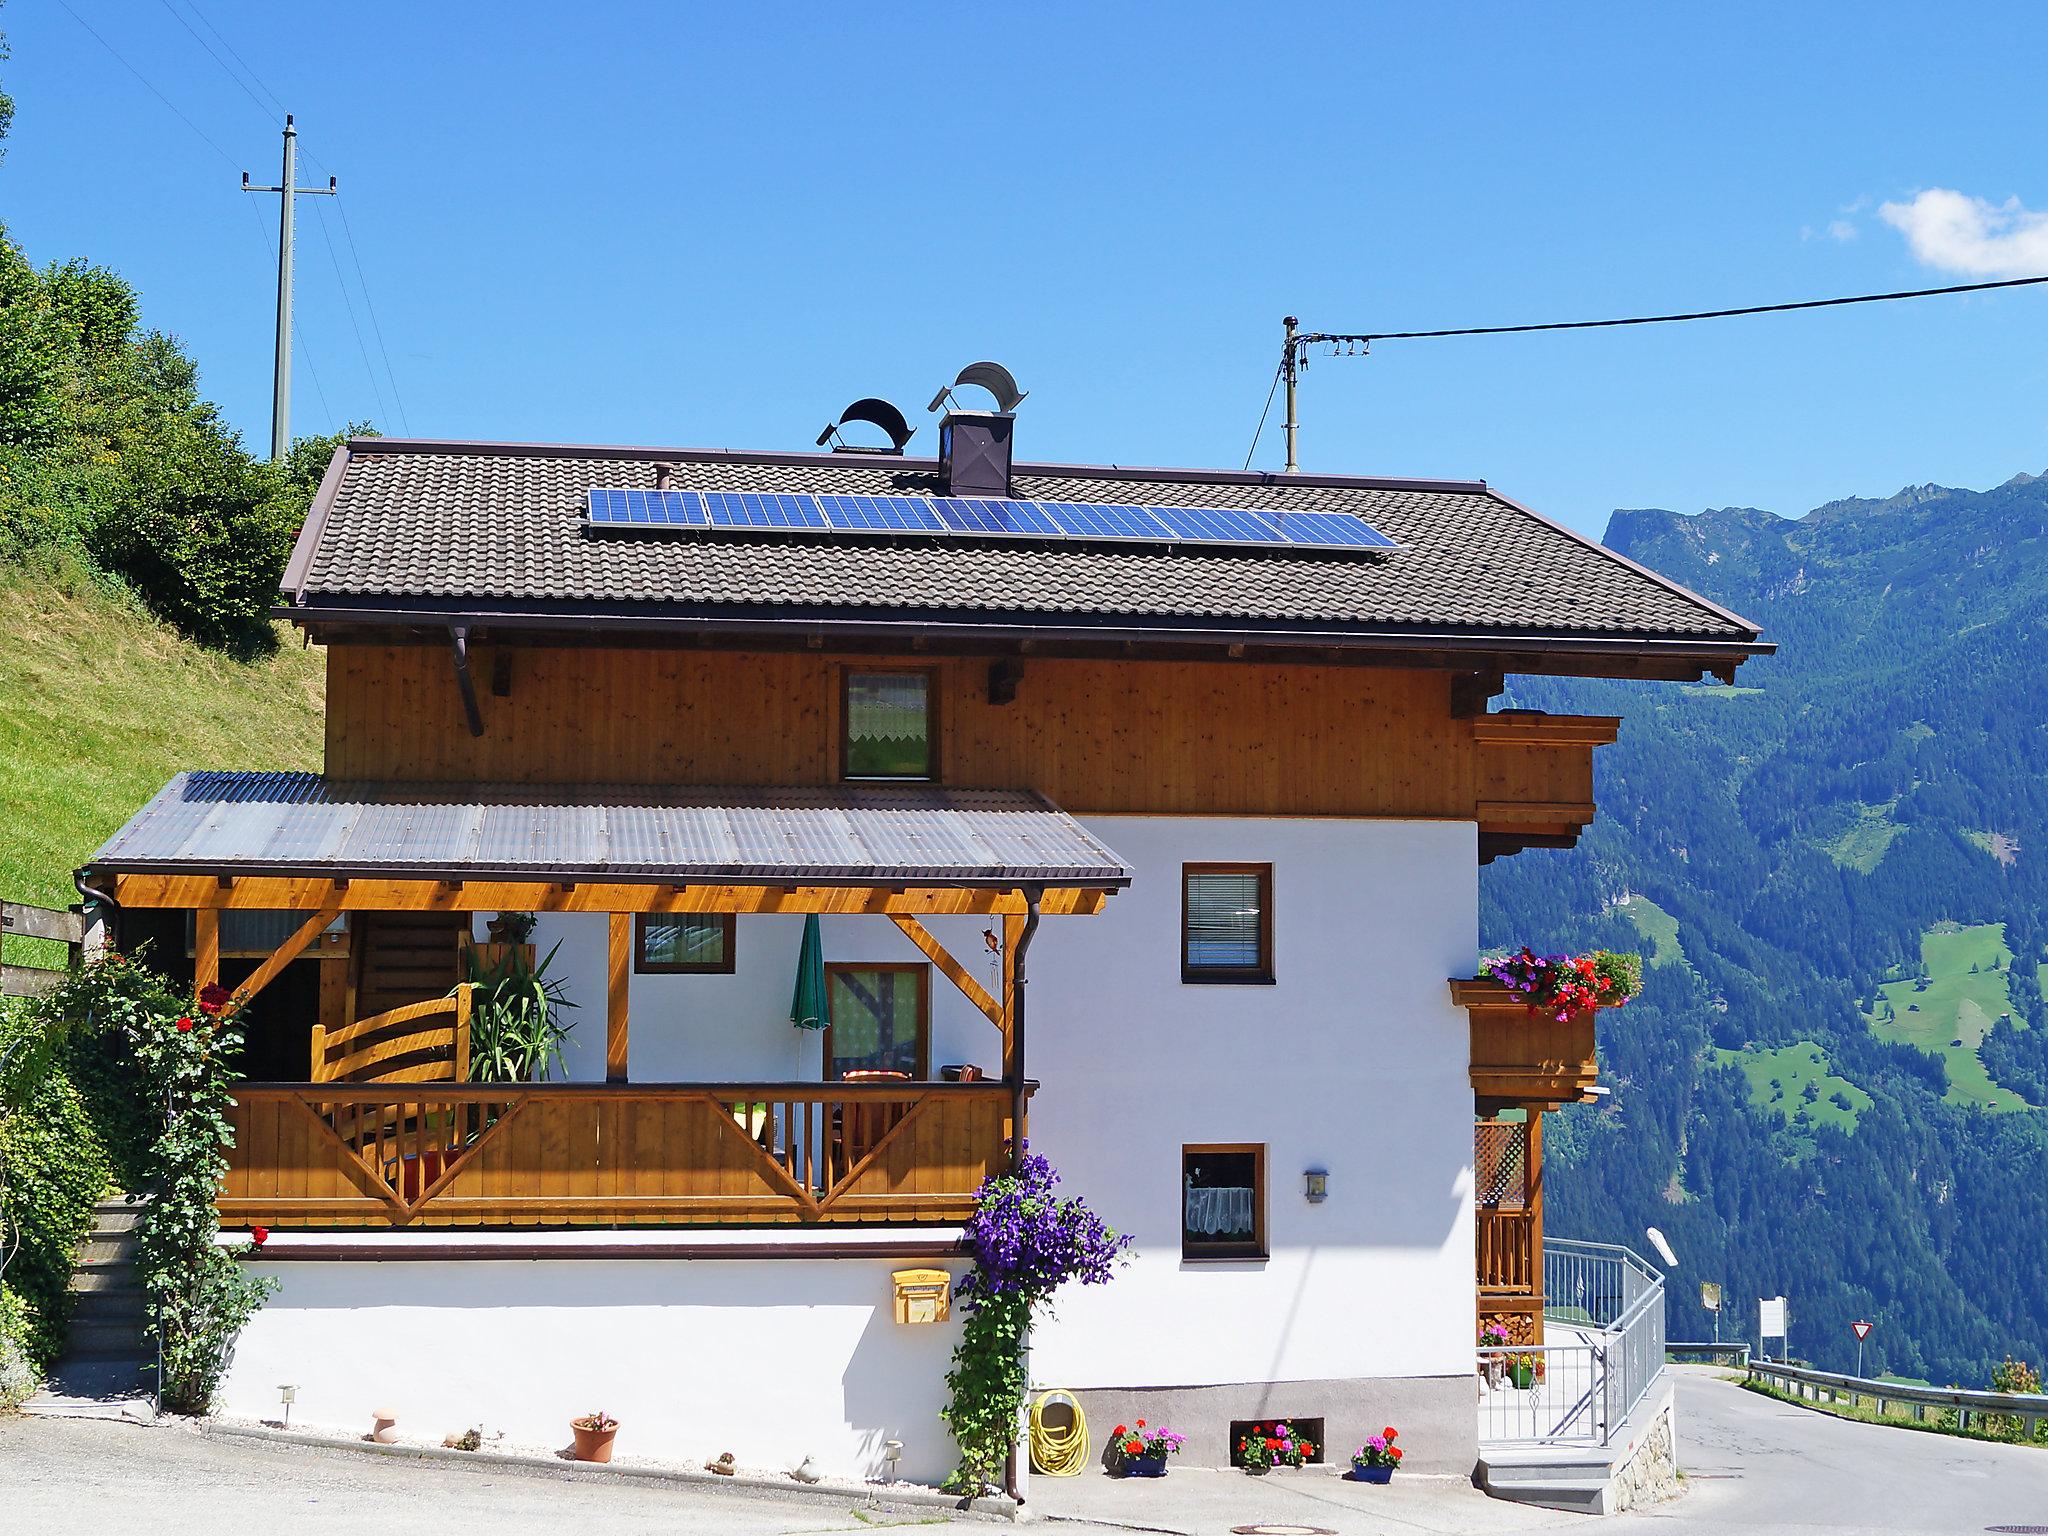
219 1244 967 1483
1023 816 1479 1390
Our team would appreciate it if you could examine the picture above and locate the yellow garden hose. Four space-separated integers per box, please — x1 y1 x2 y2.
1028 1389 1089 1477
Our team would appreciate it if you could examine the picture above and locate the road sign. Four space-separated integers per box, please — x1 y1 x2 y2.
1851 1320 1873 1341
1760 1296 1788 1338
1701 1282 1722 1311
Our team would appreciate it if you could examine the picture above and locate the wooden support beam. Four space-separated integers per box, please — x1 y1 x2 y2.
607 913 630 1083
194 908 220 996
231 900 341 1009
888 915 1003 1031
118 874 1112 918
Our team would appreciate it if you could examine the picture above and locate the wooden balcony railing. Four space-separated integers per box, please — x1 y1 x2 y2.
220 1080 1017 1229
1453 977 1603 1109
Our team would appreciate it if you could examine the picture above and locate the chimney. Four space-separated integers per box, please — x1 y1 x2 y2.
938 411 1013 498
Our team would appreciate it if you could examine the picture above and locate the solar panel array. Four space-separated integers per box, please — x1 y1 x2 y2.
585 488 1398 554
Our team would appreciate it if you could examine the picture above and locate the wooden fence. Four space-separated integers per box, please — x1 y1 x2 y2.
1 900 82 1000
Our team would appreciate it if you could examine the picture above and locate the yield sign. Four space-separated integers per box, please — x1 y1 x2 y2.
1851 1320 1874 1341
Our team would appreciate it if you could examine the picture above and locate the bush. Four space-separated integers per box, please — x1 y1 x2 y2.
0 1071 112 1368
0 1287 43 1409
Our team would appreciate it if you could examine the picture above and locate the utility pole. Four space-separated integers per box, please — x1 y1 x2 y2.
242 115 335 462
1281 316 1300 474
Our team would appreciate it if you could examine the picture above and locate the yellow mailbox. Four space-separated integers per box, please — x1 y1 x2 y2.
892 1268 952 1325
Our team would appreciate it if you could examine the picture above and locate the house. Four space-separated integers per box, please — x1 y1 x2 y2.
79 397 1768 1485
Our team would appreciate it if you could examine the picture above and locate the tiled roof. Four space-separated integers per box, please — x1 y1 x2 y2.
93 773 1132 887
286 440 1764 647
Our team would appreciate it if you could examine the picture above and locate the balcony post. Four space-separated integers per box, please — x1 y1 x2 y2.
607 911 630 1082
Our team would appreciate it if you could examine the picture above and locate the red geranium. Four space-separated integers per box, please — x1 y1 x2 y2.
175 1016 194 1033
197 982 232 1016
250 1227 269 1246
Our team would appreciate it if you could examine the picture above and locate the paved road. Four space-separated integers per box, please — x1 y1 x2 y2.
5 1371 2047 1534
1634 1366 2048 1533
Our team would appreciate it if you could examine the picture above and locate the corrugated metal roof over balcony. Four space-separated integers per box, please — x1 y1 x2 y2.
90 773 1132 888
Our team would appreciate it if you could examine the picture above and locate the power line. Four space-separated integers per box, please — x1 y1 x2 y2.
54 0 241 170
1268 274 2048 471
178 0 288 119
314 199 392 428
155 0 274 126
1243 363 1283 472
333 195 412 434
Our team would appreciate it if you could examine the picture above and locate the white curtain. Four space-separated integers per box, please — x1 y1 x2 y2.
1184 1182 1255 1236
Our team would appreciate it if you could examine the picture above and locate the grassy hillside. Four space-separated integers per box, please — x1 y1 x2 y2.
1866 922 2032 1112
0 571 324 965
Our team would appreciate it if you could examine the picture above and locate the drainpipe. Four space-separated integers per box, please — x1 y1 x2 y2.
1002 884 1042 1510
1008 884 1042 1172
73 866 118 958
448 626 485 737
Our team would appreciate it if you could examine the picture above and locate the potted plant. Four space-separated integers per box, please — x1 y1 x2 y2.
1235 1420 1313 1474
1484 948 1641 1021
1507 1353 1546 1391
1349 1425 1403 1483
1110 1419 1186 1477
1479 1322 1511 1387
570 1409 619 1463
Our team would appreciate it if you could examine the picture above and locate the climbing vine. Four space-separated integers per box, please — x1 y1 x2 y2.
941 1148 1128 1495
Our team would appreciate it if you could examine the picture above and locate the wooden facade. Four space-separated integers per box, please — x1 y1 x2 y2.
322 644 1613 839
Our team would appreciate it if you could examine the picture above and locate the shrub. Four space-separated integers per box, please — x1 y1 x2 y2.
0 1070 112 1368
0 1287 43 1409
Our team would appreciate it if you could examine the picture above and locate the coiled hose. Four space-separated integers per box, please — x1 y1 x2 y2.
1028 1388 1089 1477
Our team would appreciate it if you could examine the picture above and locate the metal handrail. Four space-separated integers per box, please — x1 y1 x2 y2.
1749 1358 2048 1438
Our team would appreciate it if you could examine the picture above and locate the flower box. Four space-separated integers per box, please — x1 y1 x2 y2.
1453 978 1607 1108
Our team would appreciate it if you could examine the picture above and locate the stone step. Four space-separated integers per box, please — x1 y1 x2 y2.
68 1258 142 1295
70 1286 146 1321
89 1203 145 1235
76 1233 139 1266
67 1318 148 1356
1477 1471 1610 1515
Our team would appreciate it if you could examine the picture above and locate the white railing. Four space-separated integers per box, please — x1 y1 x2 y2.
1479 1236 1667 1447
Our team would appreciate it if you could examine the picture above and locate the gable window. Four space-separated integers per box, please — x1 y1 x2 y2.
824 963 930 1079
1182 863 1273 983
635 914 736 975
843 669 936 781
1183 1144 1266 1260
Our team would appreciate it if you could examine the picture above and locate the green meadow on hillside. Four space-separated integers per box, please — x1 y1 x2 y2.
1713 1040 1872 1133
1866 923 2034 1113
0 575 324 967
1616 894 1685 969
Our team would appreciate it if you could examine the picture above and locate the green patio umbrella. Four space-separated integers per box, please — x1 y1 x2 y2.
790 913 829 1030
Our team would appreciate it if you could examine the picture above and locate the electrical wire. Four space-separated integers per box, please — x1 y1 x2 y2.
54 0 242 170
1027 1389 1089 1477
1298 273 2048 350
156 0 275 127
315 199 392 429
333 196 413 434
1243 362 1284 470
178 0 289 119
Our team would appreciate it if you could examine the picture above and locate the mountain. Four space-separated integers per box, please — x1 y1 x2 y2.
1482 471 2048 1386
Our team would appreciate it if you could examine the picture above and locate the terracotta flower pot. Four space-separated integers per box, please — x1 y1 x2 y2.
570 1419 618 1462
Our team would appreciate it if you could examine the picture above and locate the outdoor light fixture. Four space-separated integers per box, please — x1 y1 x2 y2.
1303 1167 1329 1203
883 1440 904 1481
277 1383 297 1428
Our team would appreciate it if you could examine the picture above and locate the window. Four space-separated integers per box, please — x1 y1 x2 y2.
1183 1144 1266 1261
825 963 930 1079
635 914 736 974
1182 863 1273 982
843 669 937 781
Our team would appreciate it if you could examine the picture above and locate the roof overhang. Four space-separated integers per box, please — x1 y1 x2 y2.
89 774 1132 907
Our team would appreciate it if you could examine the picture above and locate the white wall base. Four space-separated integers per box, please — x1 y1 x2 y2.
220 1255 967 1485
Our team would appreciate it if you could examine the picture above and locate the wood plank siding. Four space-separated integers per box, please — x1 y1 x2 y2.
324 645 1614 826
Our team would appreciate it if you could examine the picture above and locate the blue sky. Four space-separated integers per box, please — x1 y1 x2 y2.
7 2 2047 535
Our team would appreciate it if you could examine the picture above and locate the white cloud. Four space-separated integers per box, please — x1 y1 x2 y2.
1878 189 2048 277
1826 219 1858 243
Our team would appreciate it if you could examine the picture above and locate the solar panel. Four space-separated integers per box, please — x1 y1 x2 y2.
586 489 1396 555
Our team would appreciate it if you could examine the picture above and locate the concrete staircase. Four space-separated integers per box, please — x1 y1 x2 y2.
26 1197 154 1414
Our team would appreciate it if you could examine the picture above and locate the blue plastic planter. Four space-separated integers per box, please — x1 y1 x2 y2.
1349 1463 1394 1484
1121 1454 1168 1478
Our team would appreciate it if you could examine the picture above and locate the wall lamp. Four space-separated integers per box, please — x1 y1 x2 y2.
1303 1167 1329 1204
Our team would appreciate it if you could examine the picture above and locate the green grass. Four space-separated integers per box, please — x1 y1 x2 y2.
1821 801 1903 873
0 574 325 967
1865 922 2034 1113
1740 1377 2048 1447
1677 684 1765 699
1714 1040 1872 1132
1615 894 1685 969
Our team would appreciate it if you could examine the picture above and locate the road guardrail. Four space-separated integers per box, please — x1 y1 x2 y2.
1748 1356 2047 1440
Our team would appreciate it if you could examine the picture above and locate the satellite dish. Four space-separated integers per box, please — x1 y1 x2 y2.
927 360 1028 415
816 397 914 454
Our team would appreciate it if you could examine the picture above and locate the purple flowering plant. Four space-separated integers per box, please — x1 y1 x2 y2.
942 1145 1130 1494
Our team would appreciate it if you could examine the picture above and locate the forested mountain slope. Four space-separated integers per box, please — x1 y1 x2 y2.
1483 471 2048 1385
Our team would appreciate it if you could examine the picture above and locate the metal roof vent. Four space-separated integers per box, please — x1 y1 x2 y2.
928 361 1026 498
817 398 914 455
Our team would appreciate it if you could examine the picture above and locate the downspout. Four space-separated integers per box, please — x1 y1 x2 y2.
73 866 118 957
1009 884 1043 1172
1002 886 1042 1510
448 626 485 737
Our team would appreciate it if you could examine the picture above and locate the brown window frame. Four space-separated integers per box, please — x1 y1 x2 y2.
839 665 941 783
634 913 737 975
822 961 932 1080
1181 862 1275 984
1181 1142 1267 1262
